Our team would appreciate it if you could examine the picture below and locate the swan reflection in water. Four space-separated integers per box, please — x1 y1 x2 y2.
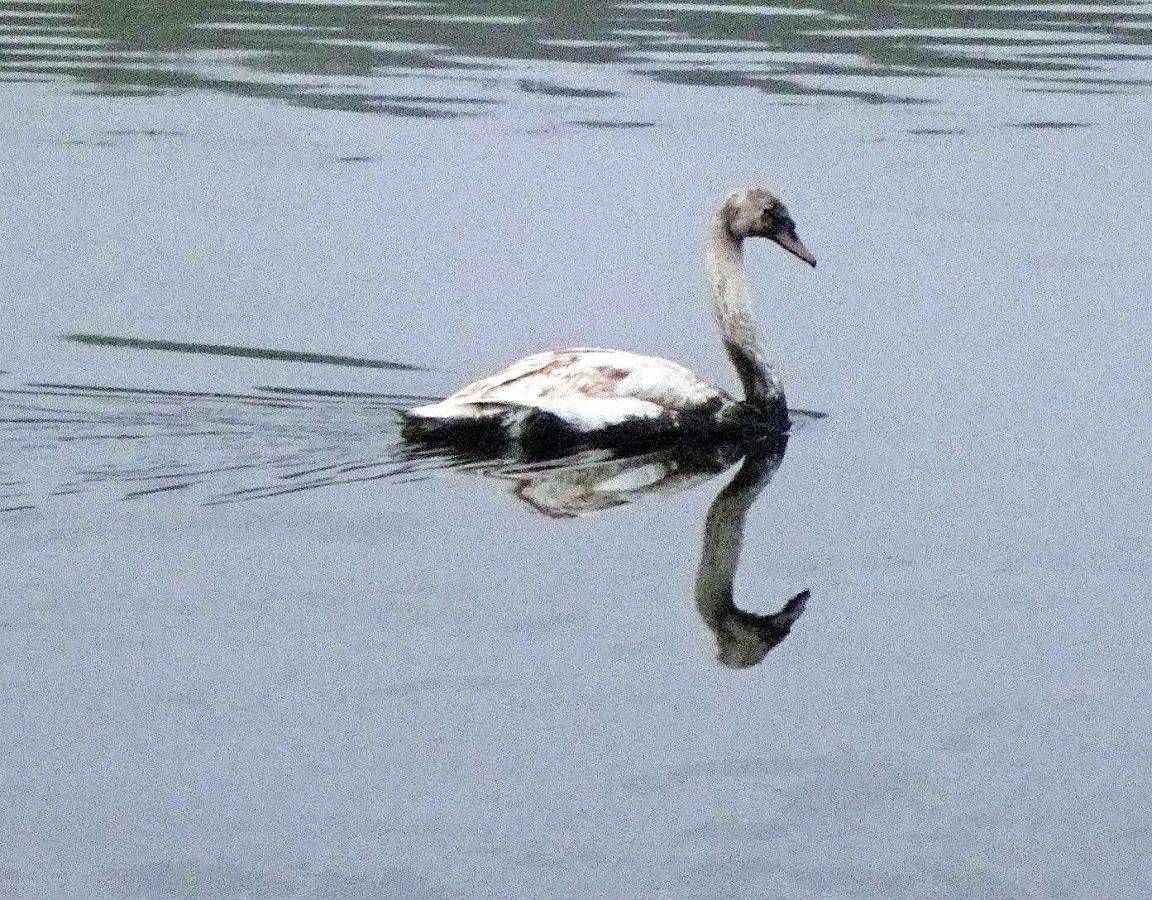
480 435 809 668
0 375 810 668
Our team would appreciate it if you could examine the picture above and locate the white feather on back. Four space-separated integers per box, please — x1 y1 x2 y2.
408 348 729 431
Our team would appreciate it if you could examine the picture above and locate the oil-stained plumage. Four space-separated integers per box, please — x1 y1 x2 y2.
403 185 816 452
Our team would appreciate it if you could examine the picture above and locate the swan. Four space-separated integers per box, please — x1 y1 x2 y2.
402 185 815 452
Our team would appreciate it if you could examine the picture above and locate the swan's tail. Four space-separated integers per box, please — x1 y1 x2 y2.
401 401 524 450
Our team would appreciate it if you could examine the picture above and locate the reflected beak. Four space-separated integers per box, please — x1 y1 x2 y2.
773 229 817 267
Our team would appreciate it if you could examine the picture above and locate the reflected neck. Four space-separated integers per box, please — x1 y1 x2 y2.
694 444 805 669
705 213 785 416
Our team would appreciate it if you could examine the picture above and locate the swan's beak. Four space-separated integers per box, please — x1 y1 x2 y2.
773 229 816 267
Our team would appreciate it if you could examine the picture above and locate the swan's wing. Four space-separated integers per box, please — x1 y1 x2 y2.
409 349 728 429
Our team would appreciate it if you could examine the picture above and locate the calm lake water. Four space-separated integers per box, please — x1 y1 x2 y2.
1 1 1150 897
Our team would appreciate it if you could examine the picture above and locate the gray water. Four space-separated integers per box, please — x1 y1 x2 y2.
2 1 1151 897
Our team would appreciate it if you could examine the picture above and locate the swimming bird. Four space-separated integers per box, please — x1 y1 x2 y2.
403 186 815 453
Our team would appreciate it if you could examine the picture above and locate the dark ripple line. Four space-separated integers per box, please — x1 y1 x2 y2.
30 380 312 405
123 481 195 499
255 385 441 403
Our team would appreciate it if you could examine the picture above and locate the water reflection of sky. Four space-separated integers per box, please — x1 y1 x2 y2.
1 0 1148 116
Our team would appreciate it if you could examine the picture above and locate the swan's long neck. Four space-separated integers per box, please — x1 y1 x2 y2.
705 213 785 414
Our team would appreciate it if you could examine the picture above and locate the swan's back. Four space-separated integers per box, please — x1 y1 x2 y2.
407 348 730 431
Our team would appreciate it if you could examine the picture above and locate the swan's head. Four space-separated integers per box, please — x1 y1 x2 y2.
722 185 816 267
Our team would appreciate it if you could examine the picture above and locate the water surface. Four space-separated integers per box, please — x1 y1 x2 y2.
1 1 1149 897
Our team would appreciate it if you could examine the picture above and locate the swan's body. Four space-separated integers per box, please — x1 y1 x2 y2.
408 347 728 430
404 186 815 452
